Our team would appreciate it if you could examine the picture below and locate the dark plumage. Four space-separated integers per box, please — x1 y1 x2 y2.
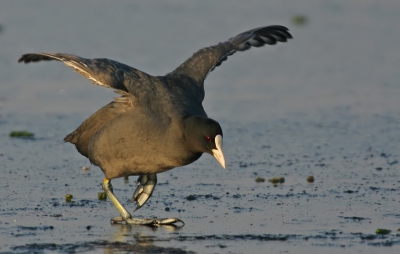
18 25 292 226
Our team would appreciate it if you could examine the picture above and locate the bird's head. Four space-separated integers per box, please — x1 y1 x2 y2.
184 116 226 168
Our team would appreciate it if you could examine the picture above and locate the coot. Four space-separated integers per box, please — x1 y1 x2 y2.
18 25 292 226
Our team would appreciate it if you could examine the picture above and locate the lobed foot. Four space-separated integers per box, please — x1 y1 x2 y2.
131 174 157 211
102 177 185 227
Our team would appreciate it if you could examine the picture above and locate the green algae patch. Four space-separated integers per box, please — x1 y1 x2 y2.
9 131 34 139
292 15 308 26
376 228 391 235
98 192 107 200
255 177 265 183
269 177 285 185
65 194 73 203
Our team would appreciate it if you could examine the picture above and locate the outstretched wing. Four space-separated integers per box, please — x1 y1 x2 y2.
172 25 292 84
18 53 152 93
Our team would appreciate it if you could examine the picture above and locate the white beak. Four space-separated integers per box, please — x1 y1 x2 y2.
211 134 226 169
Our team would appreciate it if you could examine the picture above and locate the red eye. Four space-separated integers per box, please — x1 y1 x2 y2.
205 136 211 142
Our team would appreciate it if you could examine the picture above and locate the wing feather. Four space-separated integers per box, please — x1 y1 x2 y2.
18 53 152 93
172 25 292 84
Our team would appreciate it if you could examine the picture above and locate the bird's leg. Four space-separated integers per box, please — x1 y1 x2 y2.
130 174 185 225
102 177 184 226
102 178 155 225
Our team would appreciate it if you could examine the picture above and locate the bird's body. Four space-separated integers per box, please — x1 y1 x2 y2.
88 104 203 178
19 25 292 226
66 72 208 178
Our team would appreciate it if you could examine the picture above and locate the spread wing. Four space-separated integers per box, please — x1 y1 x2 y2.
172 25 292 84
18 53 152 157
18 52 152 93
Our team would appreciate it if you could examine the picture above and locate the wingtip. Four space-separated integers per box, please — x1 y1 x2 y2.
17 55 25 63
18 54 33 64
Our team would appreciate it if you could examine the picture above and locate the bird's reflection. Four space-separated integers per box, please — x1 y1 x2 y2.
105 224 186 254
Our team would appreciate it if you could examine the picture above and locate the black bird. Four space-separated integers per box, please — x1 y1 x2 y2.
18 25 292 226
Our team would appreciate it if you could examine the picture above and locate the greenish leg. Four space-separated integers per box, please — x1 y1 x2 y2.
102 176 184 226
